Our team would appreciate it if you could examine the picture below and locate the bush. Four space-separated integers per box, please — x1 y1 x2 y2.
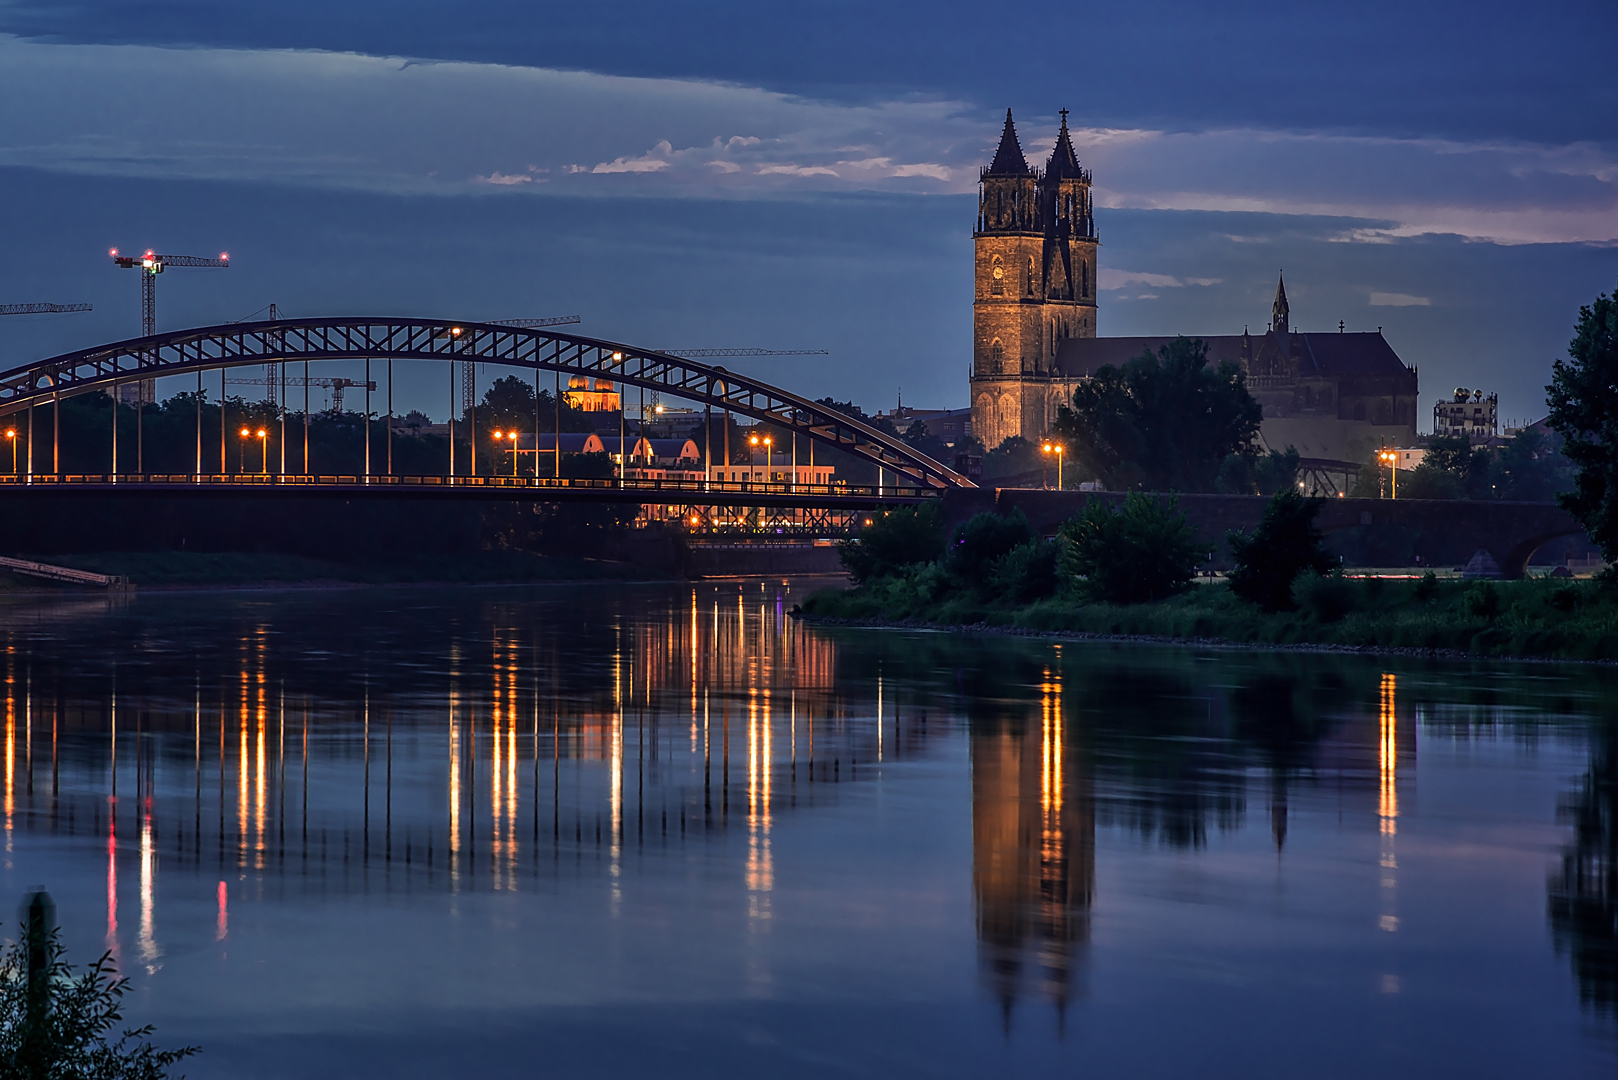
989 539 1061 602
1414 570 1439 601
1294 572 1358 622
943 509 1036 592
838 503 947 584
0 919 196 1079
1227 489 1335 611
1466 581 1501 620
1059 492 1211 604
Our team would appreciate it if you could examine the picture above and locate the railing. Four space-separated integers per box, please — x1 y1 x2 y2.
0 472 939 501
0 555 130 589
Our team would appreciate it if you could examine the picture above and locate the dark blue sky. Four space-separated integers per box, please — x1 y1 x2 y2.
0 0 1613 422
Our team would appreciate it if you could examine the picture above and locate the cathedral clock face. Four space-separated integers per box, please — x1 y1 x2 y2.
992 266 1003 281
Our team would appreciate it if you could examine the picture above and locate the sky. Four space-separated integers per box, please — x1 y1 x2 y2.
0 0 1613 425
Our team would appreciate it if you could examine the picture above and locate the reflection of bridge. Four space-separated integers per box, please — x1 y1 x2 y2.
0 318 971 491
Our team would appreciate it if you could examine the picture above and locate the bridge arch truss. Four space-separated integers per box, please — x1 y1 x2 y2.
0 318 971 489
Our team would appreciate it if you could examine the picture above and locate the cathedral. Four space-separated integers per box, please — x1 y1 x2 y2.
969 111 1420 465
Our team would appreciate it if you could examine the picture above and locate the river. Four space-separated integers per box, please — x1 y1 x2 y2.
0 579 1613 1077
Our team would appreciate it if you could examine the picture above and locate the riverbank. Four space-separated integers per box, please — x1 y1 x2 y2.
799 574 1618 661
0 550 664 592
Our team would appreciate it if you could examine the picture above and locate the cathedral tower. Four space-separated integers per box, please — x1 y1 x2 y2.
971 110 1099 451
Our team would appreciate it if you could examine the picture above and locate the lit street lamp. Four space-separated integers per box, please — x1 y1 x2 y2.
1378 448 1398 499
492 430 520 475
749 433 773 482
5 428 14 474
1041 441 1064 490
257 429 268 473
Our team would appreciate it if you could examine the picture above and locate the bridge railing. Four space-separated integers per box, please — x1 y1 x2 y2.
0 472 939 500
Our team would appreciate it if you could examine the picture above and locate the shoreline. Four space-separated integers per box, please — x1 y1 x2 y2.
794 612 1618 667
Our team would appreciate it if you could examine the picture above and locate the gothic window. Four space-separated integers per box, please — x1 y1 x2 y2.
1026 256 1036 296
991 256 1004 296
1080 260 1089 298
990 338 1004 372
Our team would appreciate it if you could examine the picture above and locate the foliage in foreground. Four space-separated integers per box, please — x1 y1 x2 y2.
0 928 196 1080
1060 493 1210 603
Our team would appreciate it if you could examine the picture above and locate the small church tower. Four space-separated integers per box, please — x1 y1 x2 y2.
971 110 1099 451
1271 273 1290 334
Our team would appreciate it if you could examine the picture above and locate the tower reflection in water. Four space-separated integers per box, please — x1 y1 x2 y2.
971 661 1093 1026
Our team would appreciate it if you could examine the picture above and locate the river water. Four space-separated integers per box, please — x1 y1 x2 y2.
0 580 1613 1077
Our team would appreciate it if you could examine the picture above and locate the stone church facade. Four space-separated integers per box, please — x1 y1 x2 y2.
969 110 1098 452
969 110 1420 464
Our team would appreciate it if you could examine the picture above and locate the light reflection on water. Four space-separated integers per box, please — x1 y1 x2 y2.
0 581 1614 1078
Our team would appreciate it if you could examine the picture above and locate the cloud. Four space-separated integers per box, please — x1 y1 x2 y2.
0 35 1610 243
1370 292 1432 307
1099 269 1220 290
592 141 674 173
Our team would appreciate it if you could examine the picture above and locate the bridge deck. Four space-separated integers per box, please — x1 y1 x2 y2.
0 472 936 508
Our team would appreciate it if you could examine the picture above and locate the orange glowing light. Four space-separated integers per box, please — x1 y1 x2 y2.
239 427 251 438
256 429 266 438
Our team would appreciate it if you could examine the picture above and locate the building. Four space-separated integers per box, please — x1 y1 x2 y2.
1434 389 1498 441
563 375 621 412
969 110 1099 451
969 110 1421 465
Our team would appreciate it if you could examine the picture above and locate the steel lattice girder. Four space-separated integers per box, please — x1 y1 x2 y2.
0 318 972 489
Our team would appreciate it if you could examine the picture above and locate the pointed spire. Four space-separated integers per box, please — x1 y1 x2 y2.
987 109 1031 176
1046 108 1082 179
1271 272 1290 334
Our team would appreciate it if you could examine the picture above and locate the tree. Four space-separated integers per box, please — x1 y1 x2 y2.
0 922 196 1079
943 509 1036 592
1400 460 1465 500
1216 446 1301 495
838 504 947 584
1059 493 1210 603
1491 427 1571 502
1226 489 1335 611
1548 279 1618 560
1050 336 1263 492
900 421 951 465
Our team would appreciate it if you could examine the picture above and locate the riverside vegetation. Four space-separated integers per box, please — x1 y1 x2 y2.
803 492 1618 661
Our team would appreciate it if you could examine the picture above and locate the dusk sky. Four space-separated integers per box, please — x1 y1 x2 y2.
0 0 1613 424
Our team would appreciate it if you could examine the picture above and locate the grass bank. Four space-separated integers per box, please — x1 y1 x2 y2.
0 551 662 591
800 574 1618 661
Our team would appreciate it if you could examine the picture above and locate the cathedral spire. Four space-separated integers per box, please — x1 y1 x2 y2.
1271 272 1290 334
986 109 1031 175
1045 108 1082 179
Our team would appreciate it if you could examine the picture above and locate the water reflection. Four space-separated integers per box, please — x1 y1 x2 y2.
0 586 1613 1074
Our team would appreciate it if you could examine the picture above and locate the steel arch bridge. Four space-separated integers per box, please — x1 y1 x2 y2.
0 317 971 490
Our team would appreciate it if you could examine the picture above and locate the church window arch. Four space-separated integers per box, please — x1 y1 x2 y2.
1080 260 1089 298
1026 256 1036 296
990 256 1004 296
990 338 1004 372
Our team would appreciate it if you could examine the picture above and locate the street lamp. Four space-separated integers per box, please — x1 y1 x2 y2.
749 433 774 482
1041 441 1064 490
1378 448 1398 499
256 428 268 474
492 430 520 475
238 427 251 475
4 429 14 474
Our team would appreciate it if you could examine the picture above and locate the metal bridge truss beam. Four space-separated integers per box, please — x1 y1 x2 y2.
0 318 971 490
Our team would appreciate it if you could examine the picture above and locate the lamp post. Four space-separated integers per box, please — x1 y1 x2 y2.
257 428 268 474
493 430 519 475
1378 448 1398 499
5 429 14 474
1041 441 1063 489
238 427 251 475
750 433 773 483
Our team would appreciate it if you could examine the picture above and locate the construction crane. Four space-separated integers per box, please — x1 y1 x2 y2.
488 315 581 329
227 375 376 412
0 302 92 316
110 247 230 403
